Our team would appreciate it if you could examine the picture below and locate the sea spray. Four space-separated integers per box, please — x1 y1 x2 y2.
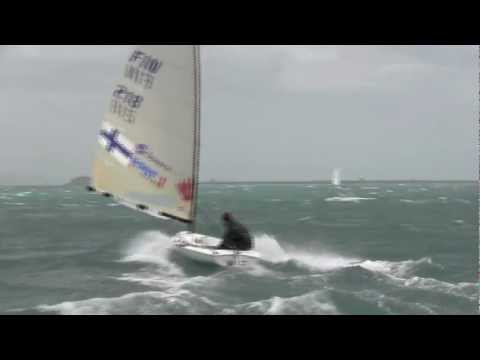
120 231 184 277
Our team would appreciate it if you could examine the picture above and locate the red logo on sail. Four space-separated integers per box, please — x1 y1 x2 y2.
177 178 194 202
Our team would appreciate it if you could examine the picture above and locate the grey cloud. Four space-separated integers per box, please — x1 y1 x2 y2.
0 45 477 185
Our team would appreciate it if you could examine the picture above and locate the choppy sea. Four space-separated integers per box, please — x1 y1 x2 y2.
0 182 478 315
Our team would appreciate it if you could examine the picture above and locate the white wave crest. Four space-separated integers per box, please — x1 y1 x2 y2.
15 192 32 197
254 234 362 272
399 199 429 204
289 252 361 272
358 258 476 300
297 216 313 222
120 231 183 277
325 197 376 203
253 234 290 263
403 278 477 300
359 257 440 278
36 289 220 315
224 290 339 315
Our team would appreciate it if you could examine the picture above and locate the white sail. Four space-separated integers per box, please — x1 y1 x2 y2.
90 45 201 224
332 168 342 187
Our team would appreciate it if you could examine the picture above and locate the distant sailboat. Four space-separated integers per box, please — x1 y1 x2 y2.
87 45 261 267
326 168 375 203
332 168 342 187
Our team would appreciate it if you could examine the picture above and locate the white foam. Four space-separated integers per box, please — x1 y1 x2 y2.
15 192 32 197
120 231 184 277
357 258 475 300
325 196 376 203
36 284 292 315
353 289 437 315
118 273 214 291
253 234 290 263
290 251 361 272
226 291 339 315
402 277 477 300
36 289 214 315
359 257 439 278
255 235 362 272
400 199 429 204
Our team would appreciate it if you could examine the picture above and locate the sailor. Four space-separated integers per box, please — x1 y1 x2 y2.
217 213 253 251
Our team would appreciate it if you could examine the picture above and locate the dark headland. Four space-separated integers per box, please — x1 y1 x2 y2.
66 177 91 186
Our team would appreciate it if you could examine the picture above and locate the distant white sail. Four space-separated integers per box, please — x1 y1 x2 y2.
91 45 201 224
332 168 342 187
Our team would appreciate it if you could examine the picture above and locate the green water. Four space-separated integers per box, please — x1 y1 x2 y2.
0 182 477 315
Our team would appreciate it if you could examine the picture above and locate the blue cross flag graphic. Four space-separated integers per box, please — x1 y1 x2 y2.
100 129 133 160
98 123 163 185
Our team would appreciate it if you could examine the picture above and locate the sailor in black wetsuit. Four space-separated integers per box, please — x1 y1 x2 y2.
217 213 253 251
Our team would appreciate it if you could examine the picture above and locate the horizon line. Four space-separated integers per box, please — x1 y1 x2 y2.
0 179 477 187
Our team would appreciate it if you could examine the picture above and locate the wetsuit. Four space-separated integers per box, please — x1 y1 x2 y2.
218 217 253 251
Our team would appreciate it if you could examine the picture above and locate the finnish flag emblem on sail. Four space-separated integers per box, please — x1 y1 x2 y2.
98 122 135 167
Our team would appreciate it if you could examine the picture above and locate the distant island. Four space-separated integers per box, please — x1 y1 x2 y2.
66 177 91 186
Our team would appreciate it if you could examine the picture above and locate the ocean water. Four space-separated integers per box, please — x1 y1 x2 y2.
0 182 478 315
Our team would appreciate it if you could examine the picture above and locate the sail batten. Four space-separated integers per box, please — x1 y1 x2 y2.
91 45 201 224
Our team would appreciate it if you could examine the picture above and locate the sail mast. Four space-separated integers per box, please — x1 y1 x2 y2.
190 45 202 232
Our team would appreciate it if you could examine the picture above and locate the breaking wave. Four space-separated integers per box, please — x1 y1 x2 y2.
325 197 376 203
119 231 184 277
222 290 339 315
32 232 476 315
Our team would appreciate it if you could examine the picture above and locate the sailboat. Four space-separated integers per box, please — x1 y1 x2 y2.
332 168 342 187
88 45 261 267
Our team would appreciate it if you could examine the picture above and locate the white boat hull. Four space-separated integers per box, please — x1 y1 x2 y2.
172 232 261 268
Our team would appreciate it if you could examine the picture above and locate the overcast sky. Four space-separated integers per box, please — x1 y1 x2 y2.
0 45 477 185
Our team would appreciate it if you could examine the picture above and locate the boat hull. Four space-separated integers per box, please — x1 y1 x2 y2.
172 232 261 267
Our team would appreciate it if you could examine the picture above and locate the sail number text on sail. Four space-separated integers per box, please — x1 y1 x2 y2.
125 50 163 90
110 85 144 125
110 50 164 125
